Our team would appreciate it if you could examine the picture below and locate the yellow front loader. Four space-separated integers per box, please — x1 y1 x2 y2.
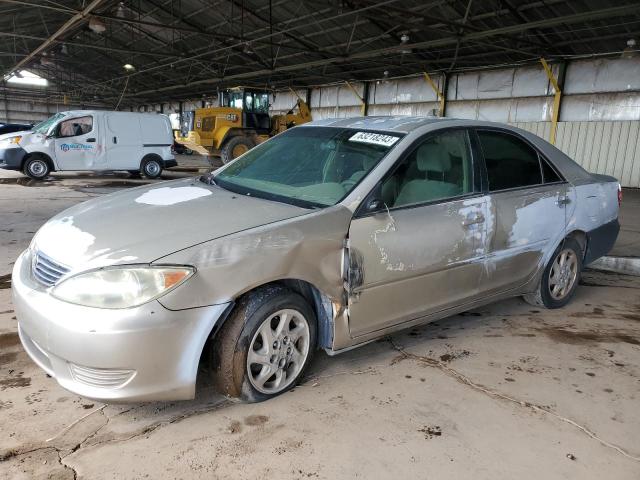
175 88 311 163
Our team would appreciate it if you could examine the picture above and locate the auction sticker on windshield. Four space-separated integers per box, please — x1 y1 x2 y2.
349 131 400 147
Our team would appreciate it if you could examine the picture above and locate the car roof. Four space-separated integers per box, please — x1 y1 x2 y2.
301 115 595 185
302 115 448 133
52 110 166 117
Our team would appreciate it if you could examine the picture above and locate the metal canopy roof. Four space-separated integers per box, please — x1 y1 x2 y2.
1 0 639 107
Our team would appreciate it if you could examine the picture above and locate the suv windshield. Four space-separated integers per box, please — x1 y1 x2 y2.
213 127 402 208
32 113 66 135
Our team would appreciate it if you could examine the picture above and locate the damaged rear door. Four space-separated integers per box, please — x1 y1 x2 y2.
345 128 486 338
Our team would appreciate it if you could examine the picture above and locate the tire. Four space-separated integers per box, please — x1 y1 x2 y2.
220 135 255 164
524 237 582 309
141 157 163 179
211 285 317 402
22 155 50 179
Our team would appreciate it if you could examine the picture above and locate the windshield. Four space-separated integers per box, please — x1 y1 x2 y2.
32 113 66 134
213 127 402 208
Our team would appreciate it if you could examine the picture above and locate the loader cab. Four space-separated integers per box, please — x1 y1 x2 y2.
221 88 271 133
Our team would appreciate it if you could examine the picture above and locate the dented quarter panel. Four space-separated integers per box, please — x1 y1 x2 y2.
479 184 571 296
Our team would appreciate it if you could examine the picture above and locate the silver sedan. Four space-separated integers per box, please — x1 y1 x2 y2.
12 116 620 402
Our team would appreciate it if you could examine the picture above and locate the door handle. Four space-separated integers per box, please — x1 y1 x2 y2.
462 212 485 227
86 138 96 142
556 196 571 206
113 136 118 144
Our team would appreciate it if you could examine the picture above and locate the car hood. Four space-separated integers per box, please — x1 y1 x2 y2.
32 178 311 272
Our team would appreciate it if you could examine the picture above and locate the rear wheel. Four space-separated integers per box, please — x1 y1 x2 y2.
524 238 582 308
141 157 163 179
23 155 50 179
211 286 316 402
220 135 255 164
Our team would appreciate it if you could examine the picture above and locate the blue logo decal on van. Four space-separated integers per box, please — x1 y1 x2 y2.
60 143 93 152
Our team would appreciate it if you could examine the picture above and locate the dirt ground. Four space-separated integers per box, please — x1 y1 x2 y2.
1 164 639 479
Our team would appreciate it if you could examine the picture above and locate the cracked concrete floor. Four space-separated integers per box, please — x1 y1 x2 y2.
1 169 640 479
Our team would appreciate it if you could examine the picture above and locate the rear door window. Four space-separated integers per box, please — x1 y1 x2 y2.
477 130 542 191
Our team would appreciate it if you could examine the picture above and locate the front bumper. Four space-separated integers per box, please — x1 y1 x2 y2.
0 146 27 170
12 251 230 402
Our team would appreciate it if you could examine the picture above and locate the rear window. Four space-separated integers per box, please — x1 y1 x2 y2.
477 130 542 191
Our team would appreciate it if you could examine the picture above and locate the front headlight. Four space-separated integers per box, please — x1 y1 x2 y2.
51 265 194 309
0 136 22 148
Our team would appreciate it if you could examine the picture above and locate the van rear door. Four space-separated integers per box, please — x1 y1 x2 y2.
105 113 142 169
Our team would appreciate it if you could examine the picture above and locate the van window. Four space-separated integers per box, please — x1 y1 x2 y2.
477 130 542 191
58 116 93 138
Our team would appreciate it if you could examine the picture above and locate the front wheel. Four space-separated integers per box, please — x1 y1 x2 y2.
23 156 50 179
211 286 316 402
524 238 582 309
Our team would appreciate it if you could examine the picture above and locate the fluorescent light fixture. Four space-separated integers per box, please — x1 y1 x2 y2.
123 63 135 71
622 38 637 59
5 70 48 86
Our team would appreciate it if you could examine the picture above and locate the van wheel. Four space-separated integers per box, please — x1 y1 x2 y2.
211 285 316 402
220 136 254 164
23 155 50 179
524 238 582 309
141 157 163 179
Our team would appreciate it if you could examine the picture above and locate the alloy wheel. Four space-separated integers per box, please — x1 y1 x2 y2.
247 309 310 394
548 248 578 300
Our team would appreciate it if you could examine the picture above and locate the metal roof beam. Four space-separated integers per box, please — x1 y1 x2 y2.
122 3 640 98
3 0 108 77
0 32 185 59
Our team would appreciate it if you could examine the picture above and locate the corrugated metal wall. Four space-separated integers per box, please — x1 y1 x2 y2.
514 121 640 187
0 97 100 124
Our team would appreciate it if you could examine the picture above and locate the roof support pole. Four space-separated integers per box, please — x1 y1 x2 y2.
540 58 563 145
423 71 445 117
345 81 366 116
4 0 107 77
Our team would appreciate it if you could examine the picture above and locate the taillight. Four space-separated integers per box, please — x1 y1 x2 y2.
618 183 622 207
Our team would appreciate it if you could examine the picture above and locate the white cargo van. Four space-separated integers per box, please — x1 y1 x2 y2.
0 110 176 179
